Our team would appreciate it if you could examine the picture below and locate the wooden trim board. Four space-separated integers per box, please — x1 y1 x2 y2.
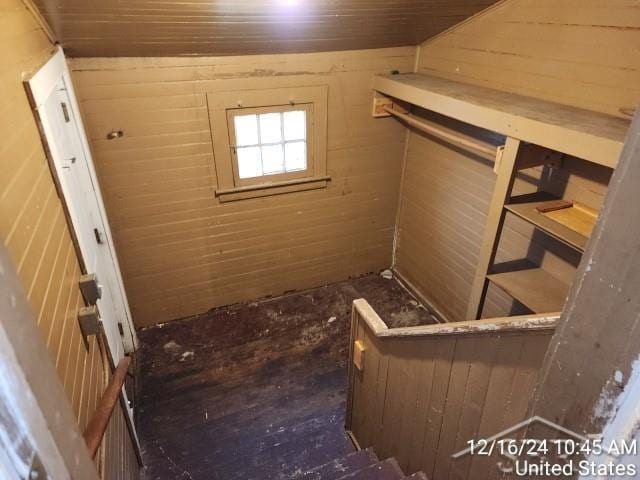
215 176 331 202
465 137 521 319
353 298 558 338
373 73 628 168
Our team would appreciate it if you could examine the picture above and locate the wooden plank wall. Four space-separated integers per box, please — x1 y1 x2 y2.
30 0 496 57
68 47 415 327
416 0 640 119
0 0 106 430
1 2 139 477
394 110 612 320
394 0 638 320
101 405 140 480
348 309 553 479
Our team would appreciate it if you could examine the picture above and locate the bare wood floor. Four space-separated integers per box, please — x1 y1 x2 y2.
136 274 437 480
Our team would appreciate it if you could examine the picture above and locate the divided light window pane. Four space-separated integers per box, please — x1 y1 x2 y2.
259 113 282 143
234 114 259 146
234 109 308 179
262 144 284 174
285 142 306 171
237 146 262 178
283 111 306 141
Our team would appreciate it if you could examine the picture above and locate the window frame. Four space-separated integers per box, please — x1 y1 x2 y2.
226 103 314 187
208 85 328 202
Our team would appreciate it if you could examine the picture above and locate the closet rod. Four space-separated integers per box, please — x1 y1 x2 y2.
383 106 499 161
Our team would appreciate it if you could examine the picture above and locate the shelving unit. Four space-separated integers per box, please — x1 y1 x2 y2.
371 72 627 320
487 268 570 314
505 193 596 253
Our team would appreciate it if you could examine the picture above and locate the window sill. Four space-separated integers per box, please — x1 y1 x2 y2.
215 176 331 203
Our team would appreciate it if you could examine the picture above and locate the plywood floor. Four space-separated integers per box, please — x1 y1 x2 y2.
135 273 437 480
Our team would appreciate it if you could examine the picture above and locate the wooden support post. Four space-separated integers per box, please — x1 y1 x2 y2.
466 136 521 320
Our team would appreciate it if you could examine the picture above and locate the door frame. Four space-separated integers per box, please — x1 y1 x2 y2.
25 46 138 353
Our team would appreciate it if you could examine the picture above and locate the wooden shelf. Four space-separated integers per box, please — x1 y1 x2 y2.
373 73 629 168
487 268 569 313
505 194 596 252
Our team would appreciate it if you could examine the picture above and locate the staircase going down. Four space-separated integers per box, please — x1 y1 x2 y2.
297 448 428 480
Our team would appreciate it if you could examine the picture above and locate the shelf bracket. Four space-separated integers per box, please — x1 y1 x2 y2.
372 92 408 118
516 144 563 171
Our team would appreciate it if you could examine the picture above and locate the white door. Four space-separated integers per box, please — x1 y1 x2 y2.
27 48 137 362
40 80 131 361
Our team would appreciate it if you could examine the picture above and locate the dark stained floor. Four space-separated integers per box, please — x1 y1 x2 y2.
136 273 438 480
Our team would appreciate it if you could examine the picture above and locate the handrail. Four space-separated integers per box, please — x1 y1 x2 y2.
383 106 500 162
353 298 559 337
83 356 131 458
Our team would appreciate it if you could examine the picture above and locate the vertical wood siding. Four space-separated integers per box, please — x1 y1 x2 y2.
395 0 633 320
1 3 139 477
394 111 611 321
417 0 640 119
101 405 140 480
69 47 415 327
0 0 106 431
348 307 553 479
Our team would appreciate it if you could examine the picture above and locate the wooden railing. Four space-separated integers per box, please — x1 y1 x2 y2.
346 299 559 480
83 356 131 458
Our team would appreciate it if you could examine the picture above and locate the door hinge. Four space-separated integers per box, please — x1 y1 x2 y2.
60 102 71 123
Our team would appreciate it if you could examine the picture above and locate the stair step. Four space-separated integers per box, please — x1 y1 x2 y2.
335 458 405 480
294 448 378 479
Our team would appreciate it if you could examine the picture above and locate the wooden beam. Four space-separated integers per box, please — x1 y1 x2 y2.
466 136 521 319
83 356 132 458
527 107 640 435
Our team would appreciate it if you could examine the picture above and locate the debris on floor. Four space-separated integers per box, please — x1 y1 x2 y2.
136 273 437 479
380 269 393 279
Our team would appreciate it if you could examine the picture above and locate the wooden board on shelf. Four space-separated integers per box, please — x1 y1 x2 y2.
487 268 570 314
541 202 597 239
505 194 594 252
373 73 629 168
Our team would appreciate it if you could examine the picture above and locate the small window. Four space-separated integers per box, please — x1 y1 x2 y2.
208 85 328 202
229 107 309 180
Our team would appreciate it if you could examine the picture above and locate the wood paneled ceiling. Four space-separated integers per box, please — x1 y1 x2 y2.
32 0 498 57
